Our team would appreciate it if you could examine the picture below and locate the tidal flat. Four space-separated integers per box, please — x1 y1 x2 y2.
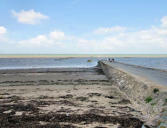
0 67 143 128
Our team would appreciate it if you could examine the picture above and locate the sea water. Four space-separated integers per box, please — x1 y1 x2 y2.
0 56 167 71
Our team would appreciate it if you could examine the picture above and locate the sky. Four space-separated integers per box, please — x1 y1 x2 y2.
0 0 167 54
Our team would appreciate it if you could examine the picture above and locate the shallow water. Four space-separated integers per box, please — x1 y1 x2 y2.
116 57 167 71
0 57 167 71
0 57 102 69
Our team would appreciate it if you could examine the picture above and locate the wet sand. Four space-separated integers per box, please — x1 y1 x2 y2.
0 67 143 128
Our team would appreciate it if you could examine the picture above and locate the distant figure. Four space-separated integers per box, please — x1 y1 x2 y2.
108 58 114 62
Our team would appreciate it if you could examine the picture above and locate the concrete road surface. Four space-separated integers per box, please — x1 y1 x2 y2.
104 61 167 87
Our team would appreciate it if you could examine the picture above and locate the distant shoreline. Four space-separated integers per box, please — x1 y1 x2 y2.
0 54 167 58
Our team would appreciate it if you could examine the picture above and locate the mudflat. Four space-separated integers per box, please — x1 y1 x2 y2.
0 67 143 128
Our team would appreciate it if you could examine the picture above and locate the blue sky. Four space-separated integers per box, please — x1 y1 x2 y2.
0 0 167 54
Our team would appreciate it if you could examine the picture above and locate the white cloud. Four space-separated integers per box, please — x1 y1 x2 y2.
11 9 48 24
12 16 167 53
0 26 8 43
19 30 66 47
94 26 127 34
161 16 167 27
0 26 7 35
49 31 65 40
19 35 50 46
85 17 167 53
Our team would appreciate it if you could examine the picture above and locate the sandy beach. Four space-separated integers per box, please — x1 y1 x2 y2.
0 67 143 128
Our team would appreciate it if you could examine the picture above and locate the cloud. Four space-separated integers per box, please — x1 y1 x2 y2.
94 26 127 34
0 26 8 43
86 17 167 53
0 26 7 35
19 30 66 47
19 35 50 46
5 16 167 54
161 16 167 27
49 31 65 40
11 9 48 24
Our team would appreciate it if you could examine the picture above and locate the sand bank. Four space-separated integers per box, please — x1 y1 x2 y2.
0 54 167 58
